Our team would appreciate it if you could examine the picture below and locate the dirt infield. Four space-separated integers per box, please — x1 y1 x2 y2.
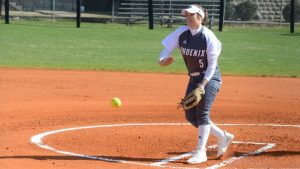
1 68 299 169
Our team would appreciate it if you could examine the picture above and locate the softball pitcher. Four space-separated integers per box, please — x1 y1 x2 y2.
159 4 234 164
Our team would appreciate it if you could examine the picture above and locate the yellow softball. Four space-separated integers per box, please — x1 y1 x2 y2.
111 97 122 108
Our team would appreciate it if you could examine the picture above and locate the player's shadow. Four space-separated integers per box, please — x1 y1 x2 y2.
167 150 216 156
234 150 300 157
167 152 189 155
0 155 85 161
0 155 163 163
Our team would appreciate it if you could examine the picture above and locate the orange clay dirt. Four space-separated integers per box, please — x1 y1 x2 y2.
0 68 300 169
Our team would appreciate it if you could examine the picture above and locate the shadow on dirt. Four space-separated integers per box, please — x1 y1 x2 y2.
0 155 163 162
234 151 300 157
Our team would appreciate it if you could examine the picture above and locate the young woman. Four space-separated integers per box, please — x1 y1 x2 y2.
159 4 234 164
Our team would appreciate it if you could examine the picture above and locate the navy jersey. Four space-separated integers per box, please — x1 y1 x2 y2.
178 27 208 74
161 26 221 81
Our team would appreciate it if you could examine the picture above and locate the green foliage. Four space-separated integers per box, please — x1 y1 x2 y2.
235 1 258 21
282 0 300 22
225 2 236 20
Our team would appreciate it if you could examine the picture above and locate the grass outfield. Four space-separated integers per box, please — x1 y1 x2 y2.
0 20 299 77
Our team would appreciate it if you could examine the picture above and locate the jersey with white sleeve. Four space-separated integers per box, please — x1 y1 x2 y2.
161 26 221 82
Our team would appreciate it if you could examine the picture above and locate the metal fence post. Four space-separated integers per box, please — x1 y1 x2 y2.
52 0 55 21
112 0 115 22
148 0 154 29
290 0 295 33
219 0 225 32
76 0 81 28
5 0 9 24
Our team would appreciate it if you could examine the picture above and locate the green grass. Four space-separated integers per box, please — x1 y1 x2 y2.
217 27 300 77
0 20 300 77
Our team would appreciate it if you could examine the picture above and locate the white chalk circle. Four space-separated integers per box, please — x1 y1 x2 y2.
31 123 299 169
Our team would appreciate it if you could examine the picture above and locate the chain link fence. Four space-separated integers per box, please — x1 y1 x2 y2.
1 0 299 27
0 0 113 23
1 0 76 21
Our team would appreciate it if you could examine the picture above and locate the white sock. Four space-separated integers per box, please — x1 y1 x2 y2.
210 121 225 140
196 124 210 150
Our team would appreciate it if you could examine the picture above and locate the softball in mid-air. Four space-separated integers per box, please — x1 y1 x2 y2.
111 97 122 108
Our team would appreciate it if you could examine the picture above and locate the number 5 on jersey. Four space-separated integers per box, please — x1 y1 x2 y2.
199 59 204 68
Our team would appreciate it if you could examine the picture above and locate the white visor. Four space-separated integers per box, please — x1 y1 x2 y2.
181 5 205 18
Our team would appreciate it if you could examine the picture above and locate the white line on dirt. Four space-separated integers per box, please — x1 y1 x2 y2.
206 143 276 169
150 145 217 167
150 152 194 167
31 123 298 169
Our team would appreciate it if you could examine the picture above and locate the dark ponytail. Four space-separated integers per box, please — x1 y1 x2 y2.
194 4 209 24
202 8 209 24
